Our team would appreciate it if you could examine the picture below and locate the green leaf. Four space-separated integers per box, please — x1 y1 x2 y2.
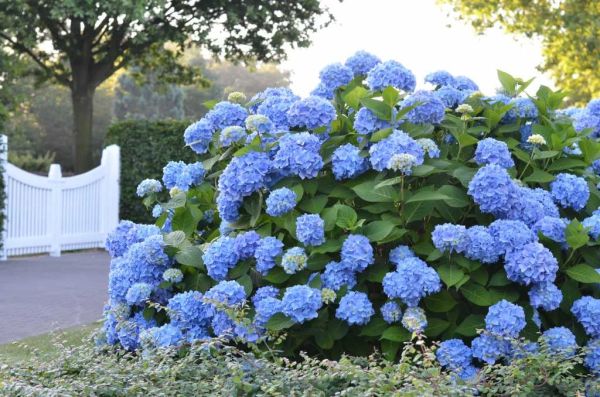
264 267 290 284
314 332 334 349
329 319 349 340
236 274 253 296
163 191 186 209
164 231 186 248
425 318 450 337
299 195 328 214
381 326 410 342
455 314 485 336
565 264 600 283
265 313 295 331
360 98 392 121
461 282 493 306
370 127 394 143
405 189 451 204
359 317 388 337
566 219 590 250
174 246 204 269
352 180 399 203
362 220 396 242
524 168 555 183
532 150 559 160
437 264 465 288
382 86 400 106
381 340 401 361
425 290 457 312
488 271 510 287
497 70 517 96
343 86 368 109
335 204 358 229
437 185 470 208
321 206 339 232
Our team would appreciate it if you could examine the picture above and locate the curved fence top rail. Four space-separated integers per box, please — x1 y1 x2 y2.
6 163 53 189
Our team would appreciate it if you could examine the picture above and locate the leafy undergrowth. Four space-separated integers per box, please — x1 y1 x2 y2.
0 332 594 396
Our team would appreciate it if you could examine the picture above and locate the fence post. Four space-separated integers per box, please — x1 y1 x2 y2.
0 135 7 261
48 163 62 257
101 145 120 238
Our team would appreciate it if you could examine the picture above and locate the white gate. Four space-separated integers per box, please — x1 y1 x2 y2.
0 135 120 259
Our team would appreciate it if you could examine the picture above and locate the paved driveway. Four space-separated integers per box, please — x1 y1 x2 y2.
0 251 109 344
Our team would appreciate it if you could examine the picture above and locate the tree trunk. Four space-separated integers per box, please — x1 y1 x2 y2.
71 86 95 172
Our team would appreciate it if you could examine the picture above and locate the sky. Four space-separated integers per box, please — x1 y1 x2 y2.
281 0 554 96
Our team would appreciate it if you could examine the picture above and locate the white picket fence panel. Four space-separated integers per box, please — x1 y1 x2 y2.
0 135 120 259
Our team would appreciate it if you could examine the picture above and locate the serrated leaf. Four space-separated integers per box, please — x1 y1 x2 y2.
362 220 396 242
455 314 485 336
174 246 204 269
461 282 493 306
265 313 295 331
164 231 187 248
437 264 464 288
381 326 410 342
565 264 600 283
425 318 450 337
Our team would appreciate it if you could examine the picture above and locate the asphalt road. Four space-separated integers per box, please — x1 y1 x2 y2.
0 251 109 343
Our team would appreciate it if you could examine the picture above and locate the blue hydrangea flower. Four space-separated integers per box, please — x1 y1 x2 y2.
105 221 161 258
273 132 324 179
529 282 562 311
341 234 374 272
256 93 299 130
184 118 215 154
218 151 272 199
416 138 441 158
125 282 152 305
588 99 600 117
592 159 600 175
540 327 577 357
488 219 537 255
453 76 479 91
281 247 308 274
381 301 402 324
205 280 246 308
281 285 322 324
168 291 211 329
321 261 357 291
206 101 247 130
471 334 511 364
296 214 325 246
216 194 243 222
163 268 183 283
345 50 381 76
252 286 280 306
474 138 514 168
550 173 589 211
251 87 296 108
572 296 600 338
583 215 600 239
504 242 558 285
382 257 441 307
202 236 239 281
511 97 539 119
310 83 331 99
136 179 162 197
573 110 600 137
254 296 282 326
366 60 416 92
389 245 415 266
152 204 163 218
401 91 446 124
318 63 353 96
468 164 518 216
436 339 473 372
254 237 284 275
266 188 297 216
353 107 392 135
162 161 206 191
585 339 600 374
332 143 368 180
485 300 526 337
142 324 183 348
464 226 501 264
219 126 247 147
287 96 336 130
402 307 428 332
336 291 374 326
386 153 417 174
532 216 567 243
432 223 467 254
233 231 261 260
434 86 465 108
369 130 424 171
425 70 456 87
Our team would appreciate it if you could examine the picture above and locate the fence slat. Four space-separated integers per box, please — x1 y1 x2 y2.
0 137 120 259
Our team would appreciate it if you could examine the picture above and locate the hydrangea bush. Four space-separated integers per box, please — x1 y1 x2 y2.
101 51 600 379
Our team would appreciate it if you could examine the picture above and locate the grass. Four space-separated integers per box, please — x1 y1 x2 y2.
0 322 100 365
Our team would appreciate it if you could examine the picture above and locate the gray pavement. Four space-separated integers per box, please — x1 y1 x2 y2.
0 251 109 343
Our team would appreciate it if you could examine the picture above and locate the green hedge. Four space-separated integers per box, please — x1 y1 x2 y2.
105 120 197 223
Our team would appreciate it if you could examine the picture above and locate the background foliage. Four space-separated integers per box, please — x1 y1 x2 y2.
438 0 600 105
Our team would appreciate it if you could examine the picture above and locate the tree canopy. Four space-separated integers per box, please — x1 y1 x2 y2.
0 0 334 170
438 0 599 105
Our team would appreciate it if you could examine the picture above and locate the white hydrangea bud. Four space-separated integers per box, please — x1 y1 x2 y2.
227 91 246 104
527 134 546 146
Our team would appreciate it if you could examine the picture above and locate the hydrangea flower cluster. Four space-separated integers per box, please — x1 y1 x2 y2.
366 60 416 92
382 257 441 307
369 130 424 171
162 161 205 191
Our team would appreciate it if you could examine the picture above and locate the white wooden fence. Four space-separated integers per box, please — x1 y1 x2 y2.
0 135 120 259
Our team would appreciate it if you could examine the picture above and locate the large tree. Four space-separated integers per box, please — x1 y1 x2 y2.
438 0 599 105
0 1 334 171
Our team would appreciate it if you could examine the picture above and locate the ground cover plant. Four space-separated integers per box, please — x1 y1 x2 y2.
100 50 600 383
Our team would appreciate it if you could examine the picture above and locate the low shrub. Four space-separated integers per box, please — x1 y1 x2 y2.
0 334 594 396
104 120 196 222
101 51 600 381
